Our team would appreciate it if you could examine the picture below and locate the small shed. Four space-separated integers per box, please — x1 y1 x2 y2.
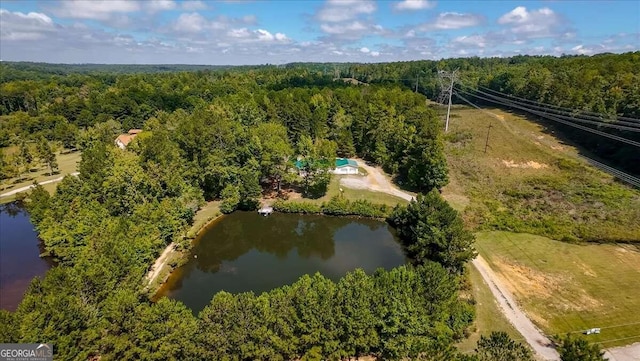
333 158 359 175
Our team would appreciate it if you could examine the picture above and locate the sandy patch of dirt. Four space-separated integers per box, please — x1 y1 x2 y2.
493 258 559 300
502 160 549 169
550 145 564 151
339 176 370 190
493 257 603 312
614 246 640 272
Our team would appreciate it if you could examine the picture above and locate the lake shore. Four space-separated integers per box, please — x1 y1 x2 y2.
145 201 222 295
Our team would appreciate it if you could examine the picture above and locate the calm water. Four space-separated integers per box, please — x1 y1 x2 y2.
158 212 406 313
0 202 54 311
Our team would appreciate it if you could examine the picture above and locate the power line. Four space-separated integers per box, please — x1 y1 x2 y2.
459 85 640 133
453 89 640 188
578 156 640 188
472 84 640 124
438 69 458 132
594 335 640 345
453 87 640 148
475 86 640 127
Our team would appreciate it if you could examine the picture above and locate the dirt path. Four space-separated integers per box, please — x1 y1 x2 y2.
146 242 175 286
340 163 561 359
344 160 414 201
0 172 79 198
604 343 640 361
473 256 560 360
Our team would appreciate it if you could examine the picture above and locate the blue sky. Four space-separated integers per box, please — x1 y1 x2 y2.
1 0 638 64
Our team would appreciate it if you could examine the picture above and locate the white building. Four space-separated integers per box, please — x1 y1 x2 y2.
333 158 359 175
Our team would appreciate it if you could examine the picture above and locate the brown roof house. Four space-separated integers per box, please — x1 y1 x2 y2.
115 129 142 149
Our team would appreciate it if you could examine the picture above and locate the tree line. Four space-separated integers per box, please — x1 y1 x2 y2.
0 60 610 359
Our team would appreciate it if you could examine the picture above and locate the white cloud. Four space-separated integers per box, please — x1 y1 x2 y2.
571 44 594 55
393 0 435 11
173 12 208 33
453 34 487 48
360 47 370 53
418 12 484 31
498 6 562 38
147 0 177 13
181 1 209 11
0 9 55 41
370 51 380 56
317 0 376 22
51 0 140 20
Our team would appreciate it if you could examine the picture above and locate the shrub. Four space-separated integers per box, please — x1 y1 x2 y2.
272 200 322 214
272 197 390 218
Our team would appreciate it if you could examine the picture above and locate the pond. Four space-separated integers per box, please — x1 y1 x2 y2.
0 202 54 311
156 212 406 313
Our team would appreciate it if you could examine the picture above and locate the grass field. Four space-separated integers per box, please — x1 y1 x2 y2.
476 231 640 348
0 149 81 203
289 175 409 207
440 106 640 243
456 264 525 354
438 106 640 349
186 201 221 239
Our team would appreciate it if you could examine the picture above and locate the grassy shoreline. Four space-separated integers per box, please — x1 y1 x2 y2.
145 201 222 296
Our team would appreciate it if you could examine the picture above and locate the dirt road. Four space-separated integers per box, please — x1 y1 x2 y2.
604 343 640 361
339 164 639 360
473 256 560 360
340 160 414 202
340 164 560 359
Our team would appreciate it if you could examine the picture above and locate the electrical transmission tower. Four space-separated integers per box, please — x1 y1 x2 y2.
437 69 458 132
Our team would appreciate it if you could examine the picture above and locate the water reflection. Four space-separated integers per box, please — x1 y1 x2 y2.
158 212 405 313
0 202 54 311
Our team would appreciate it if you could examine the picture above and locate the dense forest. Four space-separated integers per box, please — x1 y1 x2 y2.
0 55 625 359
2 52 639 176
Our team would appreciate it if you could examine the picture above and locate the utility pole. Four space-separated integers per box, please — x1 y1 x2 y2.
484 123 493 153
437 69 458 133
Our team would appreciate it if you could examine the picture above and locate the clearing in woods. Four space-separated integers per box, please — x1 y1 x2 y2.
476 231 640 349
440 106 640 243
0 149 81 203
441 105 640 350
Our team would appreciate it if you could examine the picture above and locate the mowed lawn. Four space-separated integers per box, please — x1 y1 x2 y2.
1 149 81 192
1 149 82 204
476 231 640 348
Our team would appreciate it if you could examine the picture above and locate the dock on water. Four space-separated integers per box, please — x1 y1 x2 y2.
258 206 273 216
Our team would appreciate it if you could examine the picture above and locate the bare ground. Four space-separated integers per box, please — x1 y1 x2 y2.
339 160 414 202
146 242 176 287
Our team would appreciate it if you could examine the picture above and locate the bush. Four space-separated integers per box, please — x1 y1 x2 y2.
272 196 390 218
272 200 322 214
323 196 389 218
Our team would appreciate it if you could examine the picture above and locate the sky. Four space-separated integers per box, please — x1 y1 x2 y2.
0 0 639 65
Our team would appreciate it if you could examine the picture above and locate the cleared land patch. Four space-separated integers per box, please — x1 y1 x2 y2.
476 231 640 348
0 149 81 203
440 106 640 243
